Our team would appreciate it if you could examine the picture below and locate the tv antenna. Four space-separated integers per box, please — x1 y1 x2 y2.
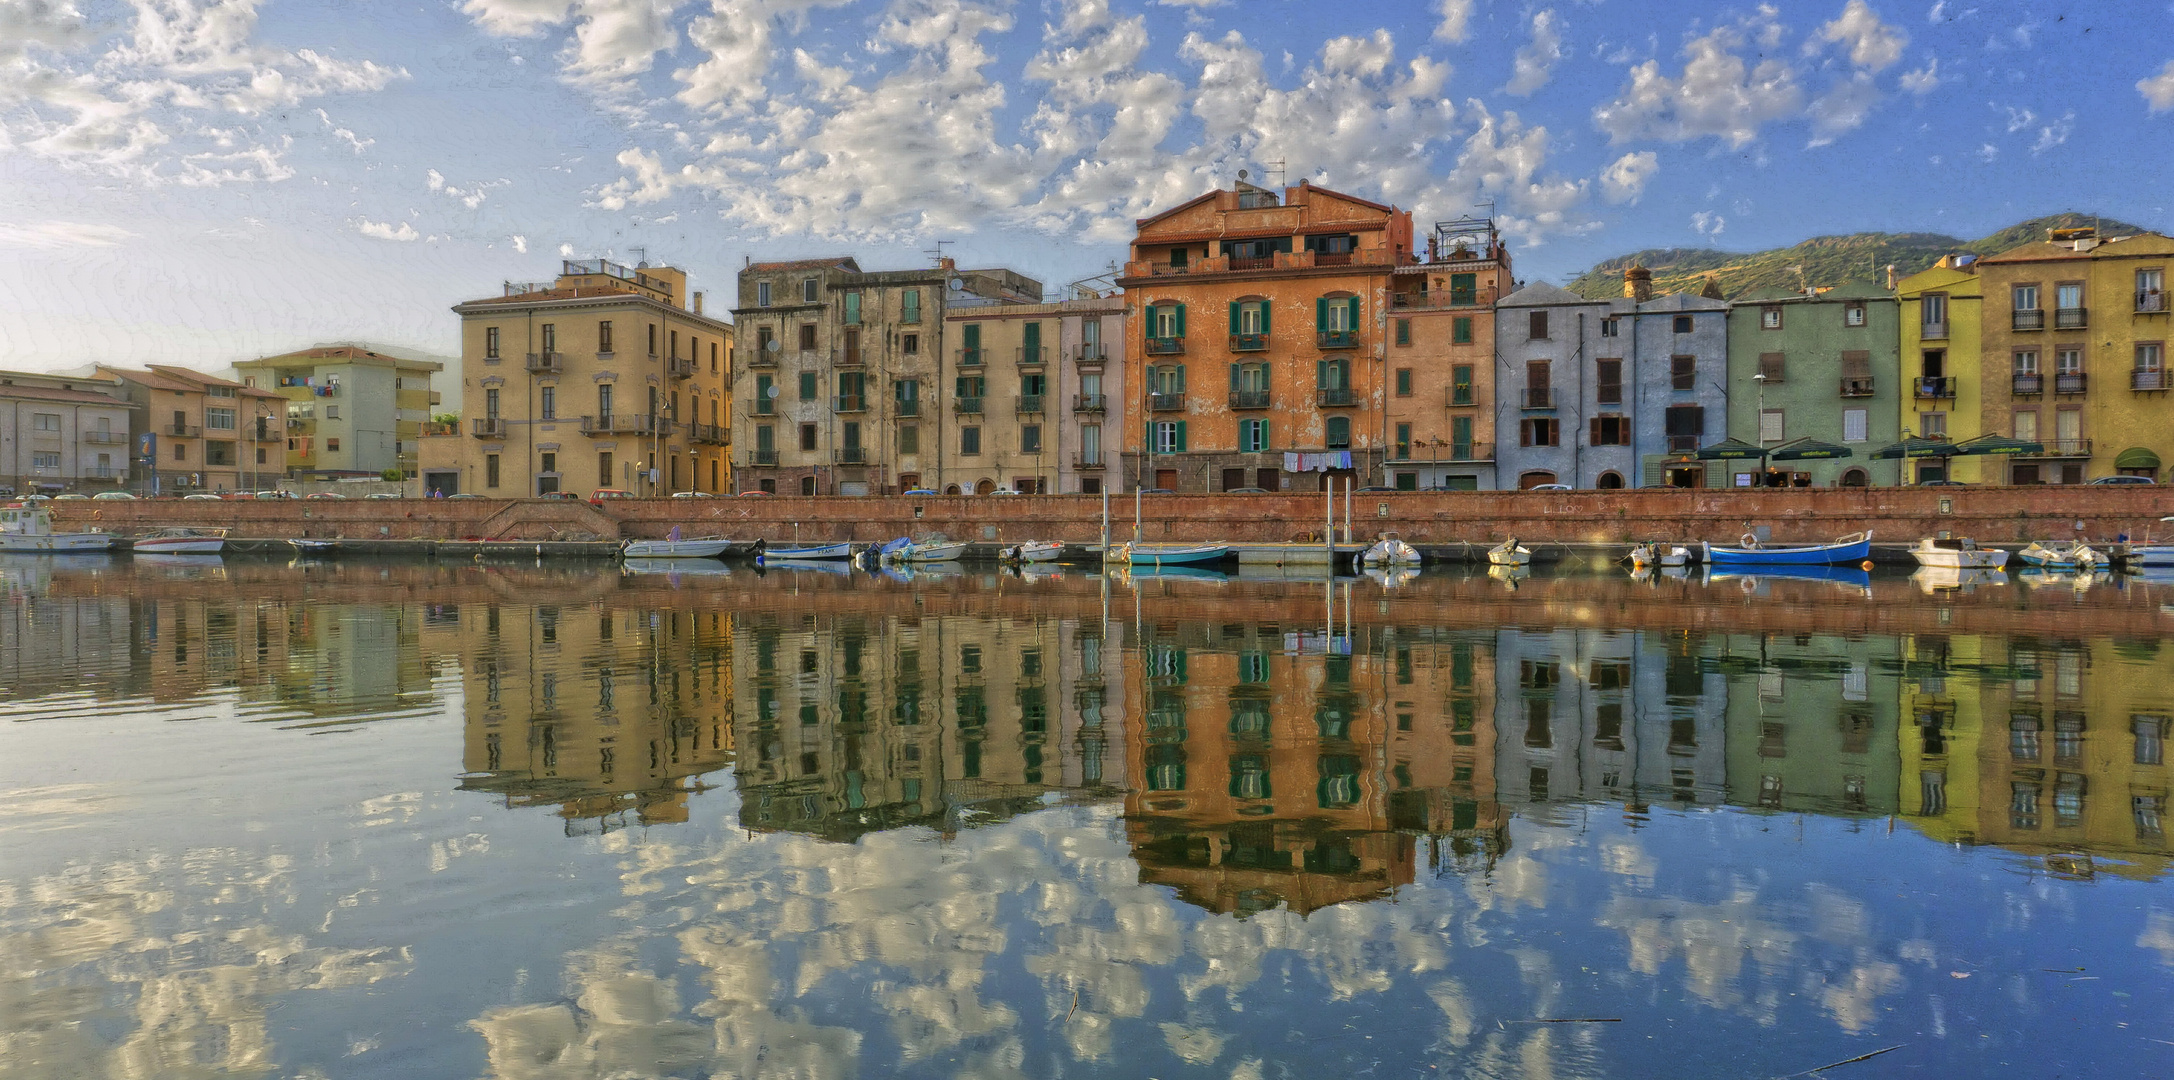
1265 159 1286 187
630 246 648 268
925 239 952 266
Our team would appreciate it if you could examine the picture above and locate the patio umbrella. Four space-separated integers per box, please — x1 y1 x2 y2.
1693 437 1767 460
1952 433 2045 456
1870 435 1959 460
1768 437 1854 461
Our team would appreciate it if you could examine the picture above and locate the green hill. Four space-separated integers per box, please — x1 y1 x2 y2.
1563 213 2151 300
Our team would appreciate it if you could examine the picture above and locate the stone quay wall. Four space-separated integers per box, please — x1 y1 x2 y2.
45 486 2174 545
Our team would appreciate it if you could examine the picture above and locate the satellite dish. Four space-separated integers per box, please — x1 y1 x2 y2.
950 277 965 291
764 339 780 353
766 385 779 399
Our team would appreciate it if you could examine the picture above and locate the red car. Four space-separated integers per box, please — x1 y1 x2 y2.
589 488 636 506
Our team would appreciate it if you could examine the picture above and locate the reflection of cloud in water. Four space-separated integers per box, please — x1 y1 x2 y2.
2138 912 2174 966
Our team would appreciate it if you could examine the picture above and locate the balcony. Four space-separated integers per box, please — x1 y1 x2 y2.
1230 333 1268 352
1914 376 1956 399
2133 370 2173 392
748 350 778 368
896 398 920 417
667 356 697 379
1072 393 1106 413
1230 390 1271 410
2011 373 2043 395
580 414 668 436
958 348 984 367
1229 256 1276 271
832 395 867 413
422 421 461 437
2140 291 2168 313
1392 287 1491 311
83 466 125 480
1076 345 1107 363
471 418 506 438
1448 384 1475 407
1314 251 1354 267
835 347 862 368
2055 307 2088 330
753 449 779 466
1446 444 1491 462
1016 394 1044 415
2055 373 2088 394
1316 387 1356 408
1521 388 1553 409
952 396 984 415
752 398 775 416
2012 309 2045 331
80 430 130 445
1017 346 1045 366
834 447 867 464
1921 320 1949 341
2018 439 2092 458
1149 392 1186 412
690 423 730 446
1144 337 1184 356
167 423 201 438
526 352 564 374
1317 329 1359 349
1072 455 1106 470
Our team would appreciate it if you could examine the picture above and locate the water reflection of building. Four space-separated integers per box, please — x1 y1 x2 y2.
1899 633 2174 878
728 609 1123 841
437 603 735 832
1716 632 1904 817
1120 623 1506 917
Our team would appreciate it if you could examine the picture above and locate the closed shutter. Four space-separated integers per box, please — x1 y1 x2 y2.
1260 301 1269 335
1257 419 1268 450
1346 296 1360 332
963 324 980 349
1174 303 1186 338
1229 301 1240 333
1023 322 1040 351
1175 364 1187 394
1841 351 1871 379
1758 352 1786 381
1229 363 1240 391
1665 405 1706 437
1175 420 1187 452
1530 311 1548 339
1317 359 1330 388
1316 297 1328 331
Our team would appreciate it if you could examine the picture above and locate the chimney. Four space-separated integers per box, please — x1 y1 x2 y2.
1884 264 1897 290
692 291 704 315
1624 264 1653 302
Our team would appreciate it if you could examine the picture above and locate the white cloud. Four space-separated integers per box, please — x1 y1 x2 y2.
460 0 577 36
0 220 136 250
676 0 856 116
511 235 529 253
460 0 682 96
1898 56 1940 94
1432 0 1473 44
1153 0 1228 6
1692 210 1724 237
1806 73 1881 146
1976 142 1996 162
559 242 576 256
354 219 420 241
1504 9 1562 97
426 169 509 209
2031 110 2073 154
1814 0 1907 72
1593 16 1805 147
1600 150 1658 204
2140 60 2174 113
2002 105 2034 132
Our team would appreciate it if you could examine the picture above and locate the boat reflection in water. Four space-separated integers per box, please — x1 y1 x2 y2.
1 559 2171 1078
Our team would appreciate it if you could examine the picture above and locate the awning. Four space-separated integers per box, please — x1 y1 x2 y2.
2115 446 2162 470
1953 434 2045 456
1768 437 1854 461
1694 437 1767 460
1871 436 1959 460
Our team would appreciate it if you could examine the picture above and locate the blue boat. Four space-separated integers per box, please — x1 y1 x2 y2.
1119 542 1232 567
758 541 857 562
1703 530 1871 567
1706 565 1873 588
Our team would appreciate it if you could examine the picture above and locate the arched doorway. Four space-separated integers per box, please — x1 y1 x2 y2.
1595 471 1624 489
943 484 961 495
1517 471 1557 490
974 478 996 495
1839 468 1868 487
897 472 920 492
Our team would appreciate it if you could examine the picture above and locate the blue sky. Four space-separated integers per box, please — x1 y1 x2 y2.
3 0 2171 373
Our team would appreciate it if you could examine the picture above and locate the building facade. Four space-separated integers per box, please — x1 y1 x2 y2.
234 346 443 480
0 370 136 496
1116 181 1417 493
98 365 285 494
1723 282 1901 487
730 257 1042 496
1894 257 1986 483
938 295 1127 495
1494 270 1730 489
441 259 733 499
1383 217 1513 490
1973 228 2174 484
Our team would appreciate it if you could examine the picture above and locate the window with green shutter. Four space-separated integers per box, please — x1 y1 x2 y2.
1453 316 1473 344
798 372 818 400
1022 321 1041 362
1395 318 1410 345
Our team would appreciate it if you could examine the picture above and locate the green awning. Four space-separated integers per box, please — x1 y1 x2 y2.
1953 434 2045 456
2115 447 2163 470
1871 436 1959 460
1694 437 1767 460
1769 437 1854 461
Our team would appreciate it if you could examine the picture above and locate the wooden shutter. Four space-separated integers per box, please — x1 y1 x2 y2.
1530 311 1548 339
1346 297 1360 332
1023 322 1040 351
1589 417 1603 446
1316 297 1328 331
1174 303 1186 338
1175 420 1187 452
963 324 980 348
1526 360 1551 389
1260 301 1269 335
1175 364 1187 394
1229 301 1240 333
1841 351 1871 378
1229 363 1240 391
1758 352 1786 382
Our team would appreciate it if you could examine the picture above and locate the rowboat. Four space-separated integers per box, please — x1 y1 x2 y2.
2112 517 2174 569
1000 540 1065 563
1627 542 1691 568
288 538 338 557
2017 540 2103 570
1486 538 1531 566
132 527 228 555
622 537 732 559
1115 542 1232 567
1908 536 2008 570
1361 535 1420 568
1703 530 1872 567
0 505 111 553
759 541 857 561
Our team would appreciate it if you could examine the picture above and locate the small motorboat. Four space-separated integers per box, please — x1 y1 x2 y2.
1908 536 2008 570
288 538 338 557
0 505 111 553
2017 540 2104 571
888 539 969 563
622 536 732 559
1486 538 1531 566
759 541 857 562
999 540 1065 564
1913 566 2007 594
131 527 229 555
1361 534 1420 568
1703 531 1872 567
1626 542 1690 568
2113 517 2174 569
1115 542 1232 567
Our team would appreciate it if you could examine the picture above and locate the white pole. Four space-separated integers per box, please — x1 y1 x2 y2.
1343 480 1352 545
1101 468 1110 555
1324 478 1333 564
1133 484 1142 545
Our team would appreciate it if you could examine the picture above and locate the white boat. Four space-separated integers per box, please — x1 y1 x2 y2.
1908 537 2008 570
1000 540 1065 563
1627 542 1691 568
0 505 111 553
288 538 338 556
758 541 857 561
2116 517 2174 568
1361 535 1420 568
131 527 229 555
889 539 969 563
1486 538 1531 566
2017 540 2104 570
1913 566 2007 594
622 537 732 558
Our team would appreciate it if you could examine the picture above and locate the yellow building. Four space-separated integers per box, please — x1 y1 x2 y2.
234 345 442 480
1973 228 2174 483
438 259 733 498
97 365 287 494
1894 257 1986 483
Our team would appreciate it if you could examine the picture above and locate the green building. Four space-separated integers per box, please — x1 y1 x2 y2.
1724 281 1901 487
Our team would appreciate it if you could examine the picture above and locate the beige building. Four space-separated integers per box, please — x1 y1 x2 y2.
234 346 442 480
435 259 733 498
938 294 1127 495
730 256 1042 495
0 369 136 496
98 365 285 494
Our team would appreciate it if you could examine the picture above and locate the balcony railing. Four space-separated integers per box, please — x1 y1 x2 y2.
1316 387 1356 407
580 414 669 436
896 398 920 417
526 352 564 374
834 447 867 464
748 350 778 368
1230 333 1268 352
1017 346 1044 366
2140 291 2168 313
1016 394 1044 415
1317 329 1359 349
1914 376 1956 399
83 466 124 480
1076 345 1107 363
1072 393 1106 413
471 418 506 438
1149 392 1186 412
1447 444 1491 462
80 430 129 445
690 423 730 445
1230 390 1271 410
2055 373 2088 394
1391 288 1490 310
2012 309 2045 331
958 348 984 367
753 448 779 465
1072 455 1106 469
667 356 697 379
2012 373 2043 395
1314 251 1354 266
422 421 461 437
1922 320 1949 341
1229 256 1275 271
1448 384 1475 407
952 396 984 415
2055 307 2088 330
1521 388 1553 409
2018 439 2091 458
168 423 201 438
1144 337 1184 356
1839 377 1875 398
752 398 775 416
2133 370 2173 391
835 347 862 367
832 395 866 413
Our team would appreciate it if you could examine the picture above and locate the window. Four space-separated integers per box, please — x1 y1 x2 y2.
1452 316 1473 343
539 451 556 474
756 424 774 451
799 372 818 401
540 386 555 420
1080 423 1101 461
843 291 861 325
2057 347 2083 375
1150 303 1185 339
598 320 614 352
802 277 818 303
1755 352 1786 382
1671 354 1696 390
1528 311 1548 340
1589 415 1630 445
1395 368 1412 396
1600 316 1620 337
1239 418 1268 452
1395 318 1410 345
1231 299 1268 334
1664 404 1704 451
1394 422 1411 459
902 333 918 354
647 323 657 356
1761 306 1782 330
1153 420 1184 453
757 281 772 306
1318 296 1357 332
1843 408 1868 442
898 425 918 454
799 423 817 451
2138 343 2165 373
1919 411 1947 439
957 374 986 401
485 454 500 487
1673 315 1693 334
1759 408 1785 443
541 323 556 353
798 324 817 350
485 388 502 419
1316 357 1349 390
599 451 613 484
2015 349 2040 374
1450 364 1474 405
902 289 920 323
1520 418 1558 446
485 327 500 359
31 451 59 469
1021 424 1041 453
1596 359 1622 405
324 405 338 420
961 426 981 455
1325 416 1351 449
1844 303 1866 327
31 412 59 431
2014 283 2040 311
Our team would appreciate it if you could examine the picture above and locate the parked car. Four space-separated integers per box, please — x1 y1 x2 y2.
669 490 714 498
20 494 52 503
254 490 298 499
902 488 938 496
1357 485 1400 493
1527 483 1574 491
91 491 136 501
1138 488 1176 494
365 492 403 500
589 488 636 505
737 490 774 497
53 493 90 501
537 491 579 500
2089 475 2155 485
305 492 345 500
1916 480 1969 487
182 493 223 501
989 488 1023 496
446 493 483 500
1224 487 1271 494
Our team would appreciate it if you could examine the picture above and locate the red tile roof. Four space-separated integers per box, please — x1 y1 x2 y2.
747 256 862 273
0 382 133 407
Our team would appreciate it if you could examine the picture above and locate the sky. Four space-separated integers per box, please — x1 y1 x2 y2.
3 0 2173 375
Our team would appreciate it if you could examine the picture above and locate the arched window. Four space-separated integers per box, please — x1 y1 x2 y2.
1839 468 1868 487
1325 415 1352 449
1518 471 1558 489
1596 471 1624 489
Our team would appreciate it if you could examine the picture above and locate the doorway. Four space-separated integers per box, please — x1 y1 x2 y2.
1517 471 1557 490
1154 469 1178 490
975 478 996 495
1840 468 1869 487
1595 471 1624 489
1665 465 1704 489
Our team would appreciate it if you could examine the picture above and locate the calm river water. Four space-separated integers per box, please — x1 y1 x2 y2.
3 554 2172 1078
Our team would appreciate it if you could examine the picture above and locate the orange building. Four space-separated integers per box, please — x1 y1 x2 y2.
1116 180 1417 493
1386 216 1513 490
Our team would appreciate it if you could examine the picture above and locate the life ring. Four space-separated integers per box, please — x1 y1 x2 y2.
1739 532 1760 549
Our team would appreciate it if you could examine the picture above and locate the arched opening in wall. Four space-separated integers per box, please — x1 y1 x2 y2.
943 484 961 495
1839 468 1868 487
1517 471 1558 489
975 478 996 495
1596 472 1624 489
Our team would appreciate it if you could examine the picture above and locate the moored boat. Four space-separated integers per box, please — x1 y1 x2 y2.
622 537 733 558
1486 538 1531 566
131 527 229 555
1908 536 2007 569
999 540 1065 563
1703 530 1872 567
288 538 338 557
1360 535 1420 568
2017 540 2104 571
889 539 969 563
1115 542 1232 567
1626 542 1690 568
0 505 111 553
759 541 857 562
